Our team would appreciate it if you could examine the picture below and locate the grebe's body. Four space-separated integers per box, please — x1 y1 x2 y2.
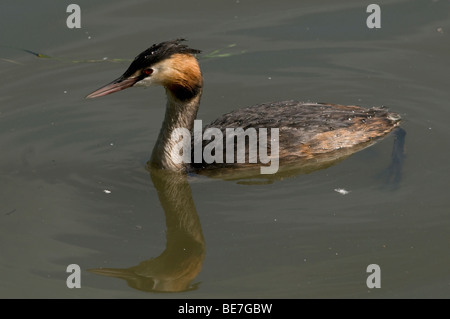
87 39 402 176
196 101 400 173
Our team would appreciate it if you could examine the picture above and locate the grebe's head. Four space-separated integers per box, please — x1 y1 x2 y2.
86 39 202 101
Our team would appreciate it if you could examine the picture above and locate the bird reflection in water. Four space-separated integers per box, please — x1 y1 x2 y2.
89 169 205 293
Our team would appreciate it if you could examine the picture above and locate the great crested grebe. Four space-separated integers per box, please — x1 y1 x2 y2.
86 39 402 176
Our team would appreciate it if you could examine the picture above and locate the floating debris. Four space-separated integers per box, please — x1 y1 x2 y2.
22 49 51 58
334 188 350 195
1 58 23 65
5 209 16 215
202 43 245 59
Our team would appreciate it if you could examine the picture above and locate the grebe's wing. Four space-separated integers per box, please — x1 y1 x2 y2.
205 101 401 151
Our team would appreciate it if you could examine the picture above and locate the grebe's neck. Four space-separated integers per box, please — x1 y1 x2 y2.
150 89 202 170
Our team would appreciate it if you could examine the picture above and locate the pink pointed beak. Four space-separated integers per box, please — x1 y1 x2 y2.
86 76 139 99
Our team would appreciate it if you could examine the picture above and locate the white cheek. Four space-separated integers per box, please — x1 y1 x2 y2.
134 77 155 87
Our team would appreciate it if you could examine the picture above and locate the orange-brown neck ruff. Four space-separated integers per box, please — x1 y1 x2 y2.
163 54 203 101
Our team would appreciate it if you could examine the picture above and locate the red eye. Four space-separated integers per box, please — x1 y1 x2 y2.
143 68 153 76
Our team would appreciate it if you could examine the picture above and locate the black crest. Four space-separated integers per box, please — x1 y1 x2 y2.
122 39 201 78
